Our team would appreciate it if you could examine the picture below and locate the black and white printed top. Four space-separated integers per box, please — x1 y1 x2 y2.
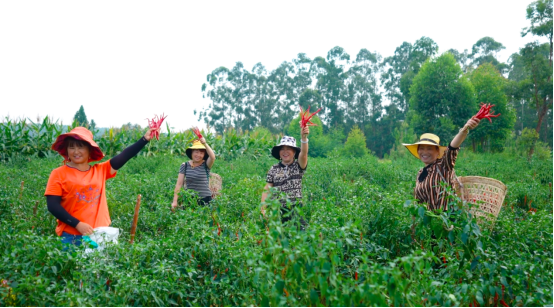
179 162 211 198
266 160 306 206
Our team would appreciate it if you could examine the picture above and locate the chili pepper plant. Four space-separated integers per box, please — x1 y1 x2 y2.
0 140 551 306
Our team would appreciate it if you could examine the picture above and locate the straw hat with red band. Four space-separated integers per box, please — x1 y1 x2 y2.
402 133 447 160
52 127 105 162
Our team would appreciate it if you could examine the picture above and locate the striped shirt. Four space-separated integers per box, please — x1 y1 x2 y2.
179 162 211 198
414 145 459 211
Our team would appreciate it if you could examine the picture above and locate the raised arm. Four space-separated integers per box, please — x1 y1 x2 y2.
298 125 309 169
450 118 480 148
109 127 159 174
199 137 216 169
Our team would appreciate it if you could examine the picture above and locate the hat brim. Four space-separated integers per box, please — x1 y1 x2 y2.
52 133 104 162
186 148 209 160
271 145 300 160
402 141 447 160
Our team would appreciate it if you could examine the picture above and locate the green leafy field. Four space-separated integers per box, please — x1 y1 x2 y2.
0 151 552 306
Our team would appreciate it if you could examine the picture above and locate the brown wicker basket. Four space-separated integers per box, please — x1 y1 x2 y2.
183 173 223 198
209 173 223 197
454 176 507 222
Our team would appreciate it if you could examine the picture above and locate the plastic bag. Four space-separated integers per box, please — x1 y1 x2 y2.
84 227 120 253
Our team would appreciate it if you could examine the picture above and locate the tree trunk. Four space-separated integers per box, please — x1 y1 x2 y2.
535 98 549 135
530 101 549 157
548 32 552 67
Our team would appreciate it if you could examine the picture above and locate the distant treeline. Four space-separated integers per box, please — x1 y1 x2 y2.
198 0 553 158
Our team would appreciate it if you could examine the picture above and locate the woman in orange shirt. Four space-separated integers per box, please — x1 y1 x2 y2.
44 126 159 246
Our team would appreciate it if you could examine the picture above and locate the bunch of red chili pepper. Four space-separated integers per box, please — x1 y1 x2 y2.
191 126 203 139
474 103 500 123
146 113 167 140
300 105 322 128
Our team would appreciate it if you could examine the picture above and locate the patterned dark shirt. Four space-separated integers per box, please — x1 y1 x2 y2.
266 161 306 206
414 145 459 211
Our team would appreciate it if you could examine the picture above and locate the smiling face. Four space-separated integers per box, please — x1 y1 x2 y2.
417 144 440 165
279 145 296 164
191 149 206 163
66 138 91 164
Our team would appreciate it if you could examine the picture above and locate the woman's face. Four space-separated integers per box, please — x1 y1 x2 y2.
418 144 439 165
192 149 206 162
67 143 90 164
280 146 295 164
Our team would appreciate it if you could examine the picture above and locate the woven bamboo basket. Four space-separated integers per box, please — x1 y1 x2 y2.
454 176 507 222
209 173 223 197
183 173 223 198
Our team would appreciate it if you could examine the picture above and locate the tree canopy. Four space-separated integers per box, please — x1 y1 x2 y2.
73 105 89 127
198 0 553 157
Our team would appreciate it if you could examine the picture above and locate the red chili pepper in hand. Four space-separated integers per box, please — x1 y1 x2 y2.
300 105 322 128
191 126 203 139
146 113 168 140
474 103 501 123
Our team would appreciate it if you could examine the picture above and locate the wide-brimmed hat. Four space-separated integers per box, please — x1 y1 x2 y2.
402 133 447 159
271 136 300 160
186 140 209 160
52 127 104 162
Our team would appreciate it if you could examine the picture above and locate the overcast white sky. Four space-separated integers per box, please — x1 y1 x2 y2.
0 0 541 132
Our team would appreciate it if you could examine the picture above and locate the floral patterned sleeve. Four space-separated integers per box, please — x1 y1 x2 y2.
266 166 275 184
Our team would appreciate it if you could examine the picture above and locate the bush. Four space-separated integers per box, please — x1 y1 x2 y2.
286 115 328 157
344 125 369 158
251 126 273 140
0 151 552 306
516 127 539 158
533 141 552 160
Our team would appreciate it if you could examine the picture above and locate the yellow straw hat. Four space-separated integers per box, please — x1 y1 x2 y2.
402 133 447 159
185 140 209 160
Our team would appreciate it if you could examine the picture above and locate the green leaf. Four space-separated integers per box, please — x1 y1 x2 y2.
418 206 425 219
309 289 319 306
461 232 468 244
470 256 480 271
274 280 285 294
261 296 269 307
475 291 484 306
